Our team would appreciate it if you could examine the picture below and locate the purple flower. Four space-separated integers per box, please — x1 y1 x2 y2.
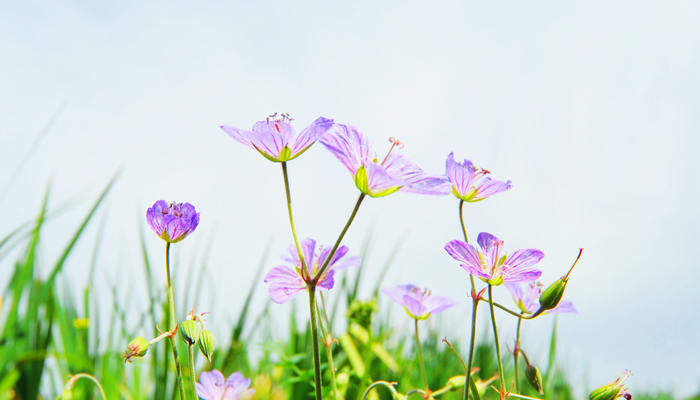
382 284 456 320
445 152 512 202
146 200 200 243
264 238 360 303
195 370 255 400
220 113 334 162
320 124 449 197
506 282 577 315
444 232 543 286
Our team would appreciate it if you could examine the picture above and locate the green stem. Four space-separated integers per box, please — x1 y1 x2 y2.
313 193 366 282
65 373 107 400
514 313 523 392
319 293 340 400
414 319 429 391
308 286 323 400
281 162 308 271
487 285 505 393
465 300 479 400
165 242 186 400
459 200 480 400
458 199 469 243
188 344 197 397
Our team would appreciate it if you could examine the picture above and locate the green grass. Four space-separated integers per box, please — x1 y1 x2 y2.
0 181 694 400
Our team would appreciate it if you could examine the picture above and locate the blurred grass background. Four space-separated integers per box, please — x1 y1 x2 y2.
0 177 694 399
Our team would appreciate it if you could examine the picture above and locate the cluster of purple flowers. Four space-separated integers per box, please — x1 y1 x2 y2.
136 112 593 400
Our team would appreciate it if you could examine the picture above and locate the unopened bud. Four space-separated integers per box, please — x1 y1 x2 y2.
525 364 544 394
122 336 149 363
180 320 200 345
199 329 214 362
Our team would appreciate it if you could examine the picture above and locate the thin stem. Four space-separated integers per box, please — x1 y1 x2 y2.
476 297 537 319
465 300 479 400
459 200 480 400
281 162 308 271
308 286 323 400
165 242 186 400
414 319 429 391
65 373 107 400
319 293 340 400
313 193 366 282
514 314 523 392
458 199 469 243
361 381 400 400
188 344 197 397
487 284 506 393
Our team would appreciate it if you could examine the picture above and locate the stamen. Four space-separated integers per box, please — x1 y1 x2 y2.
380 137 404 165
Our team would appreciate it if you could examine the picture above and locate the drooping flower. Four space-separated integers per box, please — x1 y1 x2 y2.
445 152 512 202
444 232 543 285
320 124 449 197
382 284 456 320
589 371 632 400
196 370 255 400
264 238 360 303
220 113 334 162
506 281 577 315
146 200 200 243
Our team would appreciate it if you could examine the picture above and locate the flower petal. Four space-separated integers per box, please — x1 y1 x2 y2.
473 177 513 200
423 294 456 315
445 152 476 197
220 125 254 148
320 124 373 174
290 117 334 156
264 266 306 303
444 240 481 271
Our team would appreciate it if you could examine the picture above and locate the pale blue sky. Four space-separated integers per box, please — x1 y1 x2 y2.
1 0 699 396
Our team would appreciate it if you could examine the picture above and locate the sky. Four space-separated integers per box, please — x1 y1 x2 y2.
1 0 699 396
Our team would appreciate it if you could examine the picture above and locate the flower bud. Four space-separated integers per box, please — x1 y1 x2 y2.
122 336 149 363
199 329 214 362
180 320 200 345
525 364 544 394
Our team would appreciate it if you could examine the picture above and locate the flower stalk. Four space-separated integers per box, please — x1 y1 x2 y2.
308 285 323 400
487 284 506 394
165 242 186 400
459 200 481 400
414 319 429 392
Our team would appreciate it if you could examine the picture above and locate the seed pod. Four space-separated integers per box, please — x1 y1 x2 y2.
589 371 631 400
534 278 567 316
180 320 200 345
199 329 215 362
123 336 150 362
525 364 544 394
